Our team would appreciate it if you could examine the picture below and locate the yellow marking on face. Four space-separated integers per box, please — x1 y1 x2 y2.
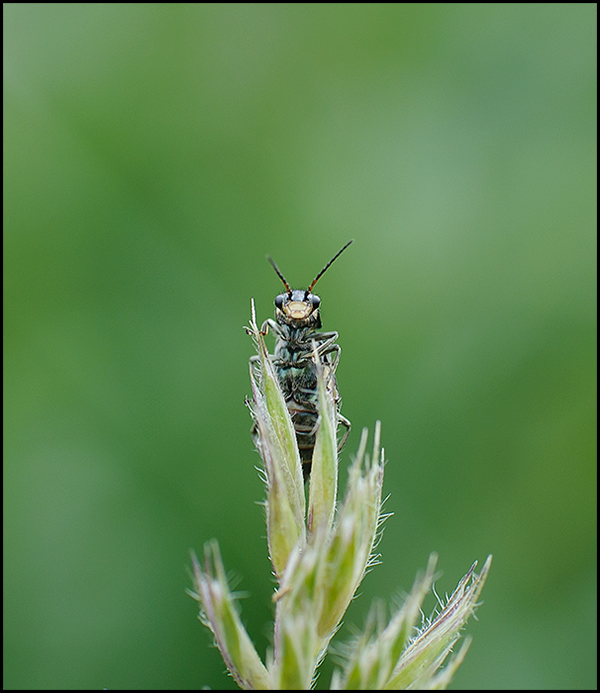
285 301 313 319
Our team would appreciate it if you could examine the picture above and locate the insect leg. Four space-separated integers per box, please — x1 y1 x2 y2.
299 334 339 368
259 318 282 337
337 413 351 452
324 343 341 373
316 343 342 389
310 331 339 353
311 334 341 361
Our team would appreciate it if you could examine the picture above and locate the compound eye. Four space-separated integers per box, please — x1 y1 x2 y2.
310 295 321 309
274 295 285 310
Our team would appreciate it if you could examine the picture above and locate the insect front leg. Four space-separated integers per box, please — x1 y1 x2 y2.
259 318 283 337
311 333 341 362
303 332 339 366
310 330 339 349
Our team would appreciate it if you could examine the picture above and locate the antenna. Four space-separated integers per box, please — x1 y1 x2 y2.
266 255 292 296
307 239 354 293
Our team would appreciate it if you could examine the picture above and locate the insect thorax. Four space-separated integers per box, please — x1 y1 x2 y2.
273 325 320 398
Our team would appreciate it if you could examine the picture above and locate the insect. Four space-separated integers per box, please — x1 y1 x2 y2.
251 240 353 481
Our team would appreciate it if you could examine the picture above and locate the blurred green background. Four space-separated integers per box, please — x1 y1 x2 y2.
4 3 596 690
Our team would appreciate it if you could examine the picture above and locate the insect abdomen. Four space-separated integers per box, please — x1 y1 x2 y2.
274 335 340 479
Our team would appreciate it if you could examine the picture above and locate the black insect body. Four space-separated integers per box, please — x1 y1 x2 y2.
251 241 353 481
